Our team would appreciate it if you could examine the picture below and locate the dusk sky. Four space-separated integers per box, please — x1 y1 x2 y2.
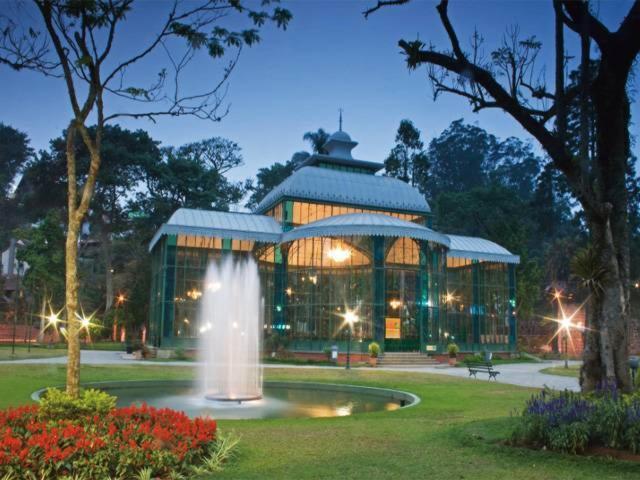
1 0 638 185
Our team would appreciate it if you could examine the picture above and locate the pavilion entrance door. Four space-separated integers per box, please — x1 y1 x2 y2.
383 269 420 352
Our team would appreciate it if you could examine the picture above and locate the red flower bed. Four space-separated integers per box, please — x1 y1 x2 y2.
0 403 217 479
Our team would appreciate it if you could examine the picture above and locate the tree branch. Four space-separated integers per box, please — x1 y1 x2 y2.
362 0 410 19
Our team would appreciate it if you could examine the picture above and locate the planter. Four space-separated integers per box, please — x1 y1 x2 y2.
125 345 133 354
369 357 377 367
484 351 493 362
448 357 457 366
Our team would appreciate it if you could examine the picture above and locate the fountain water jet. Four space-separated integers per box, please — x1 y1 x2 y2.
198 256 263 402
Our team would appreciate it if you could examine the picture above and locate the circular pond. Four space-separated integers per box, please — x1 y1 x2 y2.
33 381 419 420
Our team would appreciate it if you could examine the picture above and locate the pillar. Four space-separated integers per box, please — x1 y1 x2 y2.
373 237 385 346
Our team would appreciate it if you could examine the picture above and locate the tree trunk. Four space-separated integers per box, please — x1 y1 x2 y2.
579 56 632 392
65 216 81 397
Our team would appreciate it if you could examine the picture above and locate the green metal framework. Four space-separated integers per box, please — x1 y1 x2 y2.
149 229 515 353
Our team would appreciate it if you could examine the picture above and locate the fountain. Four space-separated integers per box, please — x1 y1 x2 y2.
198 256 263 402
35 256 419 419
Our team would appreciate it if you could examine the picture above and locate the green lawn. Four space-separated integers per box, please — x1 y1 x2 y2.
0 364 636 479
541 365 580 378
0 341 125 360
0 344 67 360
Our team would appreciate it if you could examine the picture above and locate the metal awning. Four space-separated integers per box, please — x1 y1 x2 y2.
445 234 520 264
149 208 282 251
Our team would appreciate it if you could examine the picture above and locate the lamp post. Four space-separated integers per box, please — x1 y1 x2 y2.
11 261 24 356
344 310 359 370
563 330 569 369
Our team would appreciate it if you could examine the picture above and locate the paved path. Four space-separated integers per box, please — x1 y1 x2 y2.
0 350 580 391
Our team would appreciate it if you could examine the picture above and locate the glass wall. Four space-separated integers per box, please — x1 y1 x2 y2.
264 200 426 228
444 256 512 350
284 236 374 352
150 233 512 352
149 234 275 347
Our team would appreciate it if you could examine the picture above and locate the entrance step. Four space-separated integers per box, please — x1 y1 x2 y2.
378 352 439 366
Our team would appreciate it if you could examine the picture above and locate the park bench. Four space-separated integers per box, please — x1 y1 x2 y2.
466 361 500 380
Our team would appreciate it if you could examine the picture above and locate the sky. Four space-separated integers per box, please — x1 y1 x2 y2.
1 0 638 185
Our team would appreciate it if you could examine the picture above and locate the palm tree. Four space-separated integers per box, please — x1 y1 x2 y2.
303 128 330 154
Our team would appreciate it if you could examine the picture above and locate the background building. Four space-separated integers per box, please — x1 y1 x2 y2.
149 129 519 355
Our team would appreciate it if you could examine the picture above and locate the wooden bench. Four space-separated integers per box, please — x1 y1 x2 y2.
466 361 500 380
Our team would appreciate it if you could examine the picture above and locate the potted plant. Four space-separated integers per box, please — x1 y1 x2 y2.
482 349 493 362
447 343 459 366
368 341 380 367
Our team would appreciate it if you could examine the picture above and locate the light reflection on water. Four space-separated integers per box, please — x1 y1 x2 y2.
110 385 401 419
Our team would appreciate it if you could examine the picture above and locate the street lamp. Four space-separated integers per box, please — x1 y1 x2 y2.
344 309 359 370
560 315 571 369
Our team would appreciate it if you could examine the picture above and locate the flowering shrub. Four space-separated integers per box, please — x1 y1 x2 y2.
0 401 229 479
512 384 640 455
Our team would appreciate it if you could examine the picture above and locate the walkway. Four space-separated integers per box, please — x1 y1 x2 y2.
0 350 580 391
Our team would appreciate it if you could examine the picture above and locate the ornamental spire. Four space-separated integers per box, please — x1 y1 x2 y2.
339 108 343 132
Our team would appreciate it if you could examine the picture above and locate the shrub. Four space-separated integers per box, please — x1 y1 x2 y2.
512 384 640 455
173 347 188 360
368 342 380 358
463 353 483 364
0 403 230 479
323 346 332 361
447 343 459 358
39 388 116 420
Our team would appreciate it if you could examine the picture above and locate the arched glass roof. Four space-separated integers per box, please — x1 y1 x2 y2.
281 213 450 247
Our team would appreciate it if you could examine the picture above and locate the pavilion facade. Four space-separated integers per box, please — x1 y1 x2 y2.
149 128 519 354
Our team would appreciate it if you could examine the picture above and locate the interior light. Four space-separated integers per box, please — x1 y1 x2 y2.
327 247 351 263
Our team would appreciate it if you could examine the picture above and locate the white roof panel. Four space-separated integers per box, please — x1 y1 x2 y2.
446 234 520 264
255 166 430 214
148 208 281 251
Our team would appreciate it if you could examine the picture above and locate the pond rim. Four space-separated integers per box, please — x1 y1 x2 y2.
32 380 421 411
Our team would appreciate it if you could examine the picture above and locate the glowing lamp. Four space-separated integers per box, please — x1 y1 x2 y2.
344 310 359 326
327 247 351 263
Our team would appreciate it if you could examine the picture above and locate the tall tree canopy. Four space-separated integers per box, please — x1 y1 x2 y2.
0 123 33 248
384 119 429 195
366 0 640 391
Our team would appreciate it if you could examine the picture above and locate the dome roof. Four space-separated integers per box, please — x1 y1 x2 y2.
255 166 431 214
328 130 352 142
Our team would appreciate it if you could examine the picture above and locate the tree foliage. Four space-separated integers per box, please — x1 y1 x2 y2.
384 119 429 195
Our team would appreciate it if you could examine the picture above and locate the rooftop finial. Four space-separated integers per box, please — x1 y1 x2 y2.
338 108 343 131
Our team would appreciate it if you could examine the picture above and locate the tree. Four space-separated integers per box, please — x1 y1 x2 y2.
132 144 245 234
175 137 243 174
427 119 496 198
15 210 66 326
245 151 309 210
366 0 640 391
0 0 291 397
0 124 33 248
303 128 330 154
384 119 430 195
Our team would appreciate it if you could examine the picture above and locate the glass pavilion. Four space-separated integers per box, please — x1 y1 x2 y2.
149 129 519 354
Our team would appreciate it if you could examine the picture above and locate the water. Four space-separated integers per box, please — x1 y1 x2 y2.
110 384 403 419
198 257 263 401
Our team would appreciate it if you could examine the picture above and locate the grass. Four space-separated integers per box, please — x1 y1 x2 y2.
0 344 67 360
0 363 636 479
541 365 581 378
0 341 125 361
